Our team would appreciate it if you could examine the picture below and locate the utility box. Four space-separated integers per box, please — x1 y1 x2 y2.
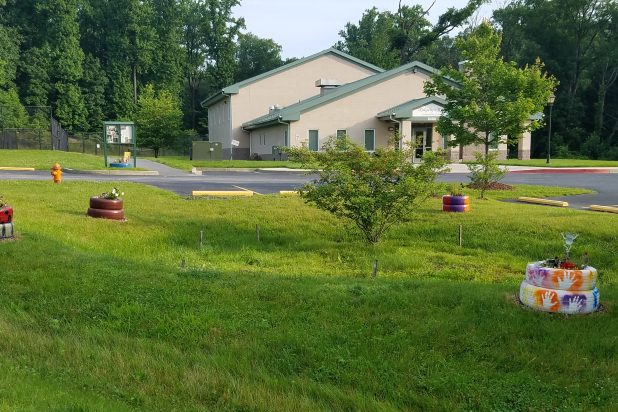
192 141 222 161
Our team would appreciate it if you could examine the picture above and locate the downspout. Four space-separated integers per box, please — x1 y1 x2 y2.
276 115 290 148
388 113 402 149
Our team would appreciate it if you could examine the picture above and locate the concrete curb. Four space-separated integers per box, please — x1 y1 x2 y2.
192 167 311 174
510 168 617 174
518 197 569 207
63 168 159 176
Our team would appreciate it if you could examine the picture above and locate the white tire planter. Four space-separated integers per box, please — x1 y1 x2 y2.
519 280 600 314
525 262 598 291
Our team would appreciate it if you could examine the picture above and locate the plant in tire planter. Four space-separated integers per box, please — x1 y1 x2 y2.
442 183 469 212
87 187 125 220
520 233 600 314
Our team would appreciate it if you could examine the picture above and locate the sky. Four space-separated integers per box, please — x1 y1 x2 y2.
233 0 498 59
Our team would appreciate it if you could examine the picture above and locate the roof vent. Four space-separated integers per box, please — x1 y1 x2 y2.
269 104 282 113
315 78 341 95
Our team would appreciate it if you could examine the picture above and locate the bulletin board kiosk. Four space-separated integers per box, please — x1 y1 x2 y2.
103 121 137 168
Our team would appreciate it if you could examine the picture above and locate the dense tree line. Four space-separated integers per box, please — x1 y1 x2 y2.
1 0 616 159
0 0 285 136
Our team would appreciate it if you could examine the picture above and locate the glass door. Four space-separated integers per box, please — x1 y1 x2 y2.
413 128 426 161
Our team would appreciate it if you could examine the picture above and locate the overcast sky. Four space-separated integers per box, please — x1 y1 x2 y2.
233 0 498 59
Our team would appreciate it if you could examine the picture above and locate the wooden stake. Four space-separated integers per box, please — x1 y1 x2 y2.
256 224 260 242
459 224 462 247
200 230 204 248
372 260 378 278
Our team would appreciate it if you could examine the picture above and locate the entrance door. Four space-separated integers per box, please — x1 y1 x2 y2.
413 128 426 161
412 126 434 161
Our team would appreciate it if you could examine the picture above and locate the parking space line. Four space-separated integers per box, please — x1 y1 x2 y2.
233 185 262 195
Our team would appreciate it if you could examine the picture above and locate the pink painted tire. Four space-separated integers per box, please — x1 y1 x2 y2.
87 208 125 220
519 280 599 314
89 197 123 210
525 262 597 291
442 204 470 212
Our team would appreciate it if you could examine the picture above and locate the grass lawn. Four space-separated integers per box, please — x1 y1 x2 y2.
0 150 107 170
0 180 616 411
148 156 305 171
498 158 618 168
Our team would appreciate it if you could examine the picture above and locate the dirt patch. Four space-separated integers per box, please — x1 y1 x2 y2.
468 182 513 191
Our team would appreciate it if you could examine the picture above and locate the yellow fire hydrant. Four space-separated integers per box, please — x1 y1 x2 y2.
51 162 62 183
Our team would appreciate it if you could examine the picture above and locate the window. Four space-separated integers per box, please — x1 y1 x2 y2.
308 130 319 151
284 130 289 147
488 132 500 150
336 129 347 140
364 129 375 151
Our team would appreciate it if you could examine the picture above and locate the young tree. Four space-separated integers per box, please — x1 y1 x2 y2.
135 84 182 158
424 22 557 194
286 137 447 244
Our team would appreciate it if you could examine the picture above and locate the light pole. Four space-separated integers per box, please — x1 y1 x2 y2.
546 93 556 164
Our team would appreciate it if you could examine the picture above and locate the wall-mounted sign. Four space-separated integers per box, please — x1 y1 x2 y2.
231 139 240 147
412 103 443 118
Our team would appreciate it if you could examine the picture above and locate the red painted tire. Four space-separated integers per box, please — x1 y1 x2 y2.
87 208 125 220
89 197 123 210
443 204 470 212
442 195 469 206
0 206 13 224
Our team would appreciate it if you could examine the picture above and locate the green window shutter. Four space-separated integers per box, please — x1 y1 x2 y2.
309 130 319 151
364 129 375 151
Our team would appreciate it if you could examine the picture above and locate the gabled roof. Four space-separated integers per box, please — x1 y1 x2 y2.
200 48 385 108
242 60 453 130
377 96 446 120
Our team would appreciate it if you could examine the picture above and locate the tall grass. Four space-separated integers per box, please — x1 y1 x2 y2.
0 180 616 411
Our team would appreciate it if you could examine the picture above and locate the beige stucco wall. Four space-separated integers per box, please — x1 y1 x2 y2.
289 70 431 150
226 54 378 157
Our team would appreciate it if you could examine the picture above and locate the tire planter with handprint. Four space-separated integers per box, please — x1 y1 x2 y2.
87 197 125 220
1 222 14 239
519 280 599 314
525 262 598 291
442 195 470 212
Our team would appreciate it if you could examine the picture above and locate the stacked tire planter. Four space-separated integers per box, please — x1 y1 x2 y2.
519 261 600 314
442 195 470 212
87 197 125 220
0 205 14 239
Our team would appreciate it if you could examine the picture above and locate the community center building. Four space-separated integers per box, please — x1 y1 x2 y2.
201 48 532 161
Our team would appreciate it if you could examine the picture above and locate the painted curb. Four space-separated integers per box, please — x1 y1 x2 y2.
518 197 569 207
589 205 618 214
0 167 35 171
279 191 299 195
192 190 254 197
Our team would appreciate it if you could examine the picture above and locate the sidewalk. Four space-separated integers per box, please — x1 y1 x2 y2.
135 159 191 177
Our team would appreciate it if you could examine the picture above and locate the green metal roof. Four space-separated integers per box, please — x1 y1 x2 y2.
242 60 453 130
377 96 446 120
200 48 385 108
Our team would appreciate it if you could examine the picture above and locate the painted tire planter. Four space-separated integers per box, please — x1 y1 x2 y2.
442 195 470 212
1 222 14 239
109 162 132 168
87 197 125 220
525 262 598 291
0 206 13 224
519 280 599 314
89 197 124 210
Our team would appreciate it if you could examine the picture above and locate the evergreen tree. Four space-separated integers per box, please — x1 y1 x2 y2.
81 54 108 130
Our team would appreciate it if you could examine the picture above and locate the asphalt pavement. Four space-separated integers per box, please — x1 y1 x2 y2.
1 164 617 210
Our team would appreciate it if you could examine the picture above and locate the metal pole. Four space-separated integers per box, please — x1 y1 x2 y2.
546 104 553 164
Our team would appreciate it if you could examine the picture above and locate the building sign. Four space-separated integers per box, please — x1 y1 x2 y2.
412 103 443 118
